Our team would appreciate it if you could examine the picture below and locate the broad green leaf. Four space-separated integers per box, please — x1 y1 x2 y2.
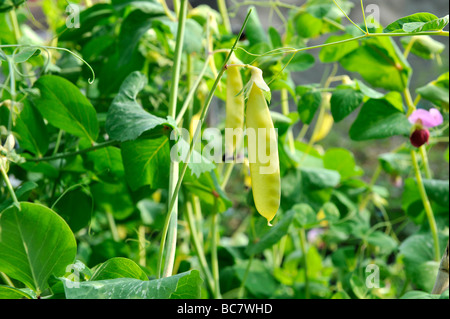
32 75 99 142
423 179 449 208
292 203 317 228
384 13 439 33
297 90 322 125
0 0 27 13
295 11 323 38
0 181 38 212
105 71 176 142
8 47 40 63
321 202 340 223
349 93 411 141
399 234 447 292
268 26 283 49
416 72 449 109
350 273 367 299
403 15 449 33
233 260 278 298
365 231 398 255
63 270 202 299
85 145 125 183
121 135 171 191
282 52 315 72
0 202 77 295
330 88 364 122
90 257 148 281
301 167 341 189
319 34 359 63
90 181 135 220
340 37 411 92
53 187 93 233
379 152 412 176
323 148 362 180
14 100 48 156
0 285 33 299
246 6 269 46
246 209 296 255
401 290 441 299
400 36 445 60
58 3 114 42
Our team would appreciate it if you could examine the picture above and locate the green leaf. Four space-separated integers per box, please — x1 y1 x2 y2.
399 234 447 292
282 53 315 72
403 15 449 33
246 6 269 46
63 270 202 299
401 290 441 299
400 36 445 60
297 90 322 125
301 167 341 189
340 37 411 92
330 88 364 122
292 203 317 228
0 202 77 295
365 231 398 255
246 209 296 255
319 34 359 63
0 285 33 299
90 257 148 281
105 71 176 142
384 13 439 33
0 0 27 13
416 72 449 109
14 100 48 157
321 202 340 224
295 11 323 38
9 47 40 64
90 181 135 220
323 148 363 180
120 135 171 191
349 93 411 141
53 187 93 233
423 179 449 208
32 75 99 142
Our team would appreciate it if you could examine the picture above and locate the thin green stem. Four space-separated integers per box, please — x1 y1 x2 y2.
281 89 295 154
332 0 366 34
299 228 310 299
0 272 14 288
161 0 188 279
217 0 232 34
238 255 254 299
0 164 20 210
419 146 433 179
157 9 253 279
26 140 119 162
404 88 416 117
210 200 222 299
185 199 215 294
411 150 440 261
360 0 369 34
106 211 120 242
176 57 211 125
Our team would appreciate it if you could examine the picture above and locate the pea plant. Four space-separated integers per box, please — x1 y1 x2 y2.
0 0 448 300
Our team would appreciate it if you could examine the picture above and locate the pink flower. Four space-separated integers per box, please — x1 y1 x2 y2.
408 108 443 128
407 108 443 148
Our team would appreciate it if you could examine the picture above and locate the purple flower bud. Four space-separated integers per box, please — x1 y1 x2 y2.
410 128 430 148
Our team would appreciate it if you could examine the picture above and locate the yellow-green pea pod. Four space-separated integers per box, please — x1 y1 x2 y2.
224 55 245 160
246 72 280 225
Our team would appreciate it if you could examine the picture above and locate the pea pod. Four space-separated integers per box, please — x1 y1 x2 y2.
225 54 245 160
245 68 280 225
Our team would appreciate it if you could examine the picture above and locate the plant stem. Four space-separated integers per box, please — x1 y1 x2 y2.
138 225 147 267
419 146 432 179
106 211 120 242
157 9 252 279
217 0 232 34
161 0 188 279
0 272 14 287
210 200 222 298
411 150 440 261
0 164 20 210
281 89 295 154
299 228 310 299
431 241 449 294
238 255 254 299
26 140 119 162
185 200 215 293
